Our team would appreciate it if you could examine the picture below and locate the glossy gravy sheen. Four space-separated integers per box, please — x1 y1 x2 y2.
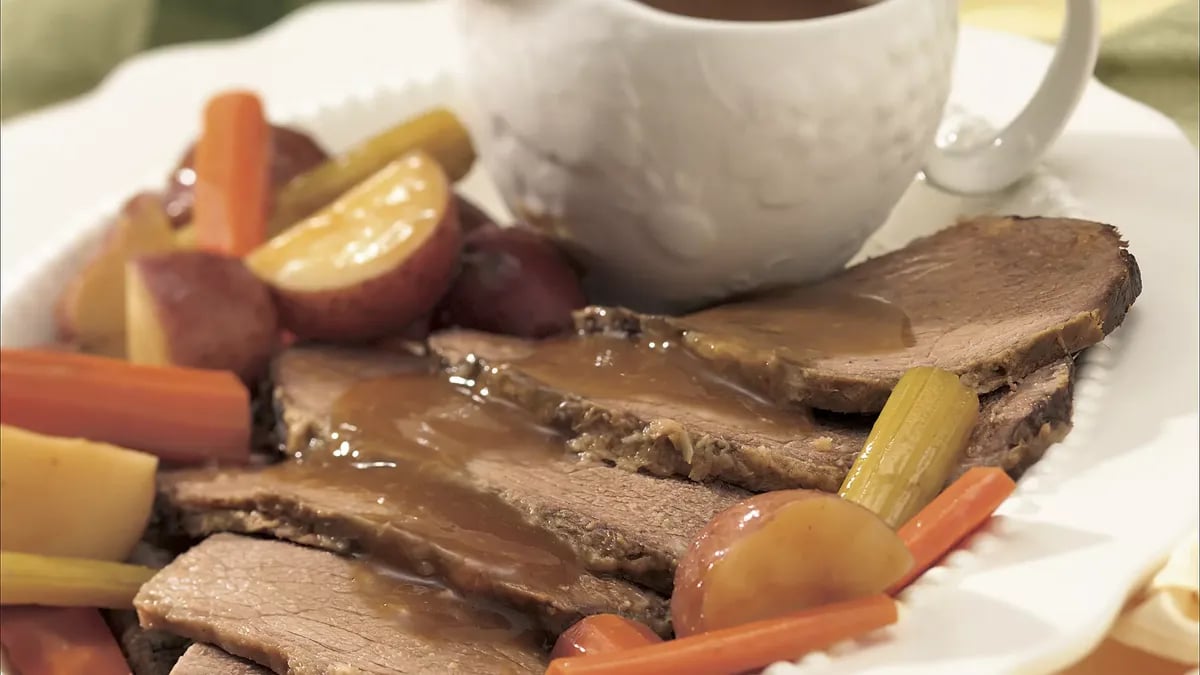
353 558 542 647
507 334 812 433
271 372 587 644
680 288 915 360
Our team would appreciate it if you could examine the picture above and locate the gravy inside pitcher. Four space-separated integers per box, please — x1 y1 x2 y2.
633 0 879 21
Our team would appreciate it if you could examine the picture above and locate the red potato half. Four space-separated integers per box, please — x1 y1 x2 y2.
126 251 280 382
245 151 462 342
55 193 176 357
435 223 586 338
672 489 913 637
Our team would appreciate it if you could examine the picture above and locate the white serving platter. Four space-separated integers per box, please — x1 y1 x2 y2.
1 3 1197 674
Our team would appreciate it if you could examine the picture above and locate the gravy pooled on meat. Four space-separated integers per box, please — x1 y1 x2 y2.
505 334 814 436
283 371 588 589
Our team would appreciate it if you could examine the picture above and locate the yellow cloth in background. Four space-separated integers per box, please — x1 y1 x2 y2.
963 0 1200 145
962 0 1181 41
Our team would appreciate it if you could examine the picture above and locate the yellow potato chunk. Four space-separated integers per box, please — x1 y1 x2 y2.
0 425 157 561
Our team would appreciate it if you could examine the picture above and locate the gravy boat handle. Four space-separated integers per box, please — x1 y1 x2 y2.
923 0 1100 195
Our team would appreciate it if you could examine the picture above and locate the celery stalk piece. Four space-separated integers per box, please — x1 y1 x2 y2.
838 366 980 529
268 108 476 236
0 551 156 609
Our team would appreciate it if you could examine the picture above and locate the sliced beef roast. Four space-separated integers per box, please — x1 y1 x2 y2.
171 644 269 675
158 468 672 636
268 346 745 594
156 347 748 638
431 330 1075 492
579 216 1138 413
135 534 546 675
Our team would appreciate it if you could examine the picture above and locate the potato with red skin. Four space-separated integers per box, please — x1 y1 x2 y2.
246 152 461 342
56 193 176 357
164 125 328 228
126 251 279 382
435 224 586 338
671 489 912 637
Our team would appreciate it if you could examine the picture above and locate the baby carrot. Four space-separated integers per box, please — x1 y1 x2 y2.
0 607 132 675
0 348 250 464
550 614 662 660
888 467 1017 594
193 90 270 256
545 595 896 675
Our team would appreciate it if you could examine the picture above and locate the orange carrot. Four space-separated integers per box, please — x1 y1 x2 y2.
0 348 250 464
193 90 271 256
550 614 662 660
0 607 131 675
545 595 896 675
888 467 1017 594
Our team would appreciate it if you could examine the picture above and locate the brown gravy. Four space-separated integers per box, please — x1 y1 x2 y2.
307 374 582 587
256 288 904 650
634 0 878 22
354 558 542 648
504 334 812 433
261 371 589 646
680 287 914 360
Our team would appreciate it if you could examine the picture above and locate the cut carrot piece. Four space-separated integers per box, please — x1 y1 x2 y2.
0 348 250 464
0 606 132 675
550 614 662 660
193 90 270 256
888 467 1017 594
545 595 896 675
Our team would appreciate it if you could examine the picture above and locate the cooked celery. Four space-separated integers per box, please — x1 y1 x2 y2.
268 108 476 235
838 366 979 529
0 551 155 609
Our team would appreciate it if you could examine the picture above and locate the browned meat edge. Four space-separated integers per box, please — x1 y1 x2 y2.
432 332 1075 493
576 216 1138 413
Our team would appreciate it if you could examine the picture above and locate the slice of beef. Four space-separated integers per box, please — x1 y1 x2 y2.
158 468 673 636
268 347 745 593
578 216 1139 413
136 534 546 675
431 330 1075 492
157 347 745 635
268 345 434 451
171 644 269 675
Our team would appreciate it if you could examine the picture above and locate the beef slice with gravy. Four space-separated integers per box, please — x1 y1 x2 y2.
157 347 747 637
135 534 546 675
431 330 1075 492
578 216 1138 413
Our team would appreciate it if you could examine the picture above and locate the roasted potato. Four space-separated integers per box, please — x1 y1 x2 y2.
245 151 461 342
435 223 586 338
0 425 157 562
55 193 176 357
126 250 280 382
671 490 912 637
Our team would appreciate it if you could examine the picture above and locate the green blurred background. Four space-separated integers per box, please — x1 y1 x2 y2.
1 0 1196 144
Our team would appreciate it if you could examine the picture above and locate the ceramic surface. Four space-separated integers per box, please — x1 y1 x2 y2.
1 4 1196 673
451 0 1099 310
